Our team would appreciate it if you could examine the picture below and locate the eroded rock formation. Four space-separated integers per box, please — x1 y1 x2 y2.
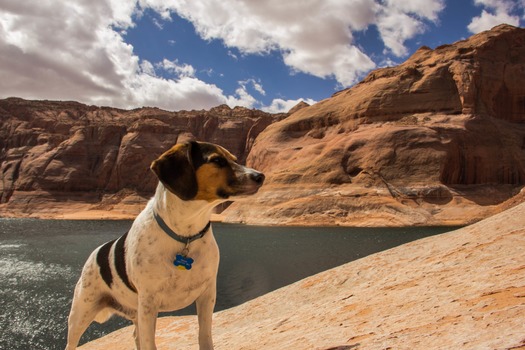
0 99 285 217
224 24 525 226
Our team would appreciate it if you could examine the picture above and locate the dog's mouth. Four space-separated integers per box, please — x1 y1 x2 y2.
218 172 265 199
218 184 263 199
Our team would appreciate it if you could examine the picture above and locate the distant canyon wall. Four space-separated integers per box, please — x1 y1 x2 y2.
0 99 285 218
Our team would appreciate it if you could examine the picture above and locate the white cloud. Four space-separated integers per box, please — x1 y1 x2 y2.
375 0 445 56
224 80 317 113
0 0 128 102
240 79 266 96
162 0 378 86
468 0 521 33
124 74 226 111
383 0 443 21
224 79 265 109
376 12 425 56
157 59 196 78
0 0 447 112
378 57 400 68
226 86 258 109
227 50 238 60
263 98 317 114
140 60 156 76
468 10 520 33
0 0 232 110
161 0 444 85
473 0 513 10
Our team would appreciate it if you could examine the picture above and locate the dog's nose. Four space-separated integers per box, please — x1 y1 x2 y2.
250 172 265 185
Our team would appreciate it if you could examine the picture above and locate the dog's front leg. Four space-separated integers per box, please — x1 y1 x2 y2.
137 293 159 350
196 284 216 350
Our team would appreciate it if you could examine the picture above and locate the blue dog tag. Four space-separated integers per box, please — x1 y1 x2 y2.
174 254 194 270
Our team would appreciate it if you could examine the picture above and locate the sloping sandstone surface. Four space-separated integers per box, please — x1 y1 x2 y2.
225 24 525 226
80 195 525 350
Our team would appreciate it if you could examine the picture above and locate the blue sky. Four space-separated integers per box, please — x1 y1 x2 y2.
1 0 524 112
123 9 336 108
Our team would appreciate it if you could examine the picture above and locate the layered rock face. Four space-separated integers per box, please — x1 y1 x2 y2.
225 24 525 226
0 99 285 217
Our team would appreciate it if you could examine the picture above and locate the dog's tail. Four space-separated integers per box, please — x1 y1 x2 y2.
94 308 114 324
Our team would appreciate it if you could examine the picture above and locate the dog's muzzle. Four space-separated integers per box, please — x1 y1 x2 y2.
227 167 265 197
248 170 265 186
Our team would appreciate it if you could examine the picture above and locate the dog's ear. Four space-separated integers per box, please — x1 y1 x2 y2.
188 140 205 169
150 141 204 200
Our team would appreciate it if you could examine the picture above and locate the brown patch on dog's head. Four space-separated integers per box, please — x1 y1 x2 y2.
193 144 238 201
151 141 264 202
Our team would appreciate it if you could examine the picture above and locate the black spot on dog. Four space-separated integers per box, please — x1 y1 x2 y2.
114 231 137 293
96 239 115 288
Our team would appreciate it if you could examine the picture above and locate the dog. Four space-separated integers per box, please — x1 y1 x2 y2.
66 141 265 350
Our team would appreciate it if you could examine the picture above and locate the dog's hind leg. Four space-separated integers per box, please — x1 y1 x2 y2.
65 294 105 350
65 272 109 350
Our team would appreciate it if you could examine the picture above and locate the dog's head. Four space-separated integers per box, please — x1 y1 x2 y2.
151 141 265 201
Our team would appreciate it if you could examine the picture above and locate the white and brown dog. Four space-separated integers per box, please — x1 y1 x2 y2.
66 141 264 350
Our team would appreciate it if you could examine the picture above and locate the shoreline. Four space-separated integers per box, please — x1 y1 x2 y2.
1 184 523 227
0 211 227 223
0 210 467 228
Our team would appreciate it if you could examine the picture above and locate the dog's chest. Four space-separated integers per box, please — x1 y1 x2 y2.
130 231 220 311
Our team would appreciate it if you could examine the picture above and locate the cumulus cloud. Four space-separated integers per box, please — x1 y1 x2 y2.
224 79 267 109
0 0 446 111
162 0 379 85
226 86 258 109
0 0 126 103
241 79 266 96
263 98 317 114
157 59 196 78
376 0 444 56
468 0 521 33
0 0 232 110
124 74 226 111
164 0 444 84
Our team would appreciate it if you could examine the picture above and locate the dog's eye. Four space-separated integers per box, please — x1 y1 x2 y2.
209 157 227 167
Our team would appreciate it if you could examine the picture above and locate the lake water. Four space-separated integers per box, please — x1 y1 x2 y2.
0 218 456 350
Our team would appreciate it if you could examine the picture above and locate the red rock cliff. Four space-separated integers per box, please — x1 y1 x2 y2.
224 24 525 226
0 99 285 217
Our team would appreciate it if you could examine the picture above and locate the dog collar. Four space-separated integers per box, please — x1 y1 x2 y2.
153 211 211 245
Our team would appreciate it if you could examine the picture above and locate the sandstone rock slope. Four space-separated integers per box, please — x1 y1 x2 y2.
226 24 525 226
80 197 525 350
